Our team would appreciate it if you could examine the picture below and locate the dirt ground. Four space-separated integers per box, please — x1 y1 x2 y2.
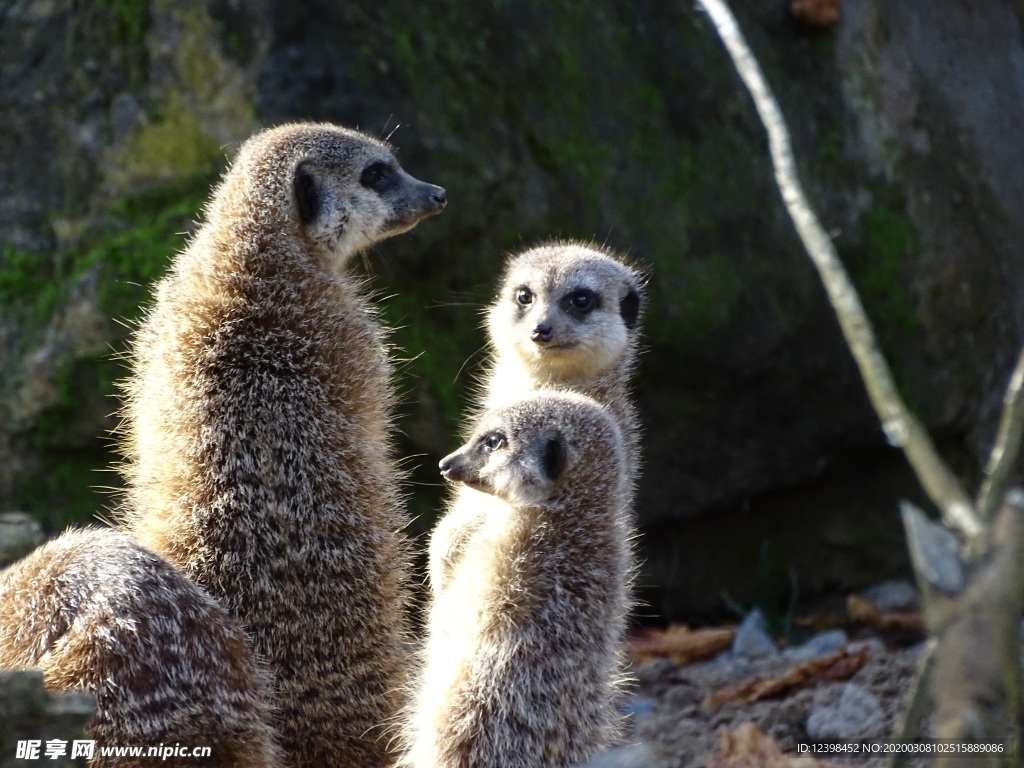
622 637 926 767
608 582 968 768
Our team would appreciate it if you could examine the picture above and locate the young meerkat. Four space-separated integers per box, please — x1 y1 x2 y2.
116 122 446 767
403 391 634 768
429 242 643 595
0 527 279 768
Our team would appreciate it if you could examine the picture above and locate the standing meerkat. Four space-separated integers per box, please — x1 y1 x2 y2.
0 527 279 768
429 242 643 594
403 391 634 768
116 122 446 767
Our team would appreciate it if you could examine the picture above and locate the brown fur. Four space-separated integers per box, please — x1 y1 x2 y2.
116 122 445 767
403 392 633 768
0 527 279 768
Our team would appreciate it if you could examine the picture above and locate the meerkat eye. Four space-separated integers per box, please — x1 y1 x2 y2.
482 432 507 452
568 289 596 312
515 287 534 307
360 161 395 193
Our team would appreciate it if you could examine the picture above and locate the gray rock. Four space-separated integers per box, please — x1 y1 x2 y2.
577 743 665 768
785 629 848 661
621 697 655 717
847 638 887 659
731 609 779 660
4 0 1024 622
861 579 919 611
806 683 885 742
901 501 966 595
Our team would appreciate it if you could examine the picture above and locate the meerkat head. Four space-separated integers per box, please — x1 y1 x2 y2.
487 242 643 384
439 391 624 508
225 123 446 268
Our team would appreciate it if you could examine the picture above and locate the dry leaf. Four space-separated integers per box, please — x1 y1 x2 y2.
627 624 737 666
706 722 841 768
847 594 925 637
701 646 870 711
791 0 841 28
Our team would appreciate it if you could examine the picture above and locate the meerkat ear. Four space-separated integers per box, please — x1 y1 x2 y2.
620 287 641 330
294 163 320 225
541 437 567 482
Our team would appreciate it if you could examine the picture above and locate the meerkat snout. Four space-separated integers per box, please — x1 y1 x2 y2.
530 320 554 344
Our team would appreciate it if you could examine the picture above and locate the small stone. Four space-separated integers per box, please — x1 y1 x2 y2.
846 638 886 658
861 579 918 611
731 609 779 660
578 743 665 768
901 501 966 594
635 656 676 684
785 629 848 661
621 697 655 717
806 683 884 742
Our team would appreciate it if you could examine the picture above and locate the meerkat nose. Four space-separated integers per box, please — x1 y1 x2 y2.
531 322 554 344
430 186 447 208
439 452 472 483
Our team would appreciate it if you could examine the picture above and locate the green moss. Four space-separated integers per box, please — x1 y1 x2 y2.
10 175 215 529
97 0 150 48
117 93 222 185
817 126 843 168
380 287 479 436
859 204 919 334
651 251 745 348
19 448 112 534
0 249 61 329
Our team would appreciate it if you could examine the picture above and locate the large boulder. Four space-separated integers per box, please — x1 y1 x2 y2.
1 0 1021 618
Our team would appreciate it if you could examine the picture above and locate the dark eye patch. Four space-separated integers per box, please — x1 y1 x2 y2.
360 161 397 193
561 288 600 318
294 165 319 225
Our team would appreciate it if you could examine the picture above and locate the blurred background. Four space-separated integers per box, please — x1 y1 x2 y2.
2 0 1023 625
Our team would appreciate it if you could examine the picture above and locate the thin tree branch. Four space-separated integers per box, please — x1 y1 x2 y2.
977 346 1024 522
694 0 982 542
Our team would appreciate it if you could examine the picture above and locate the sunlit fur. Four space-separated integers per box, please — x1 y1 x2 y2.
0 528 279 768
403 392 634 768
430 241 644 596
116 122 444 767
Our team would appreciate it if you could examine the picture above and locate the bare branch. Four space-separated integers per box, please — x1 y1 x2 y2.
977 346 1024 522
694 0 982 542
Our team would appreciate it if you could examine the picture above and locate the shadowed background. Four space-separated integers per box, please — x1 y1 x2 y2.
2 0 1023 622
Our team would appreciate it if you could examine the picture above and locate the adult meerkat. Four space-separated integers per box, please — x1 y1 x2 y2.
117 123 446 767
403 392 633 768
430 242 643 594
0 527 278 768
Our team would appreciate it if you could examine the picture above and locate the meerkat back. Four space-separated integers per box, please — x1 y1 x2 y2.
0 527 279 768
430 242 643 595
117 122 446 767
405 392 633 768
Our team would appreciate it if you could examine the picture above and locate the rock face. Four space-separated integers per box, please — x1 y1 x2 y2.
1 0 1022 618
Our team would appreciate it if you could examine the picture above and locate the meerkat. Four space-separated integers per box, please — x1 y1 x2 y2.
403 391 634 768
116 122 446 767
0 527 279 768
429 241 643 595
